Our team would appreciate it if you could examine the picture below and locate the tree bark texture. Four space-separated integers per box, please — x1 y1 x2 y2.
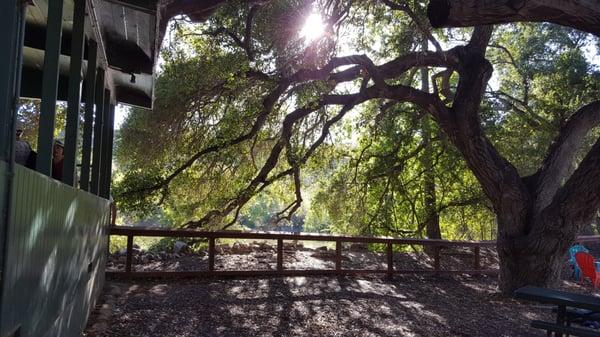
420 26 600 294
427 0 600 36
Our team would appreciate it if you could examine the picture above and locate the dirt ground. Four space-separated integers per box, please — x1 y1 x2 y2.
83 248 599 337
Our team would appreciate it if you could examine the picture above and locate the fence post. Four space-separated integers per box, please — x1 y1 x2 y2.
473 246 481 271
208 237 215 272
433 246 441 274
125 235 133 277
335 240 342 275
387 242 394 279
277 239 283 271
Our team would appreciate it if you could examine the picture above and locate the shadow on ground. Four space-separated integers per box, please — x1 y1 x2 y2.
84 274 554 337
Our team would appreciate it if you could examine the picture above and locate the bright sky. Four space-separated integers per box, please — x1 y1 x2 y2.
300 13 326 42
114 104 129 129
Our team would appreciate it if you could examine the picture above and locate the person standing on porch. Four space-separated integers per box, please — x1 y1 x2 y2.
15 121 36 169
52 140 64 180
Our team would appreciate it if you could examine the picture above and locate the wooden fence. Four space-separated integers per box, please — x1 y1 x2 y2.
107 226 503 279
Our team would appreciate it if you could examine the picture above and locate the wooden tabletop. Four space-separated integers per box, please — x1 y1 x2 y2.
515 286 600 312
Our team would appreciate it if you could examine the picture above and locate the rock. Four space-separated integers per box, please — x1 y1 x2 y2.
173 241 188 254
90 321 109 332
99 303 112 318
118 248 127 255
316 246 328 252
255 252 272 259
109 285 122 296
219 243 231 254
232 242 252 254
312 250 336 260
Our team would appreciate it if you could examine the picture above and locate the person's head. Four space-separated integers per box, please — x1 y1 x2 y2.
16 121 23 140
53 140 64 161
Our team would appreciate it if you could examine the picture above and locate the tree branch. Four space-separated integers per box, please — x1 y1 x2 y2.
534 100 600 214
537 136 600 239
380 0 443 52
427 0 600 37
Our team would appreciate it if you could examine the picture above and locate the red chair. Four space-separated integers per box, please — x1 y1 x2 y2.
575 252 600 288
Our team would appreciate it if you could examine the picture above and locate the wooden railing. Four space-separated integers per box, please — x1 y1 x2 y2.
107 226 500 279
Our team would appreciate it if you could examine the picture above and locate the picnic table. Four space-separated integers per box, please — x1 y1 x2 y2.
515 286 600 337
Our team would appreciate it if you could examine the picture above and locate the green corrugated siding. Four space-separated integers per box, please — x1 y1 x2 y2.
0 164 110 337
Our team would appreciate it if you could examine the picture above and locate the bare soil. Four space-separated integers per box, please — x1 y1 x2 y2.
84 248 599 337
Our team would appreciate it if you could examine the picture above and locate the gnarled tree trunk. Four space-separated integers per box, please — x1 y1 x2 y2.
424 26 600 294
420 2 600 293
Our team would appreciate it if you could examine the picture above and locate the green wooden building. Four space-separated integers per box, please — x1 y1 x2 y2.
0 0 161 336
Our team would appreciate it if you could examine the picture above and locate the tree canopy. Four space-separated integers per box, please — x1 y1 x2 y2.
114 0 600 293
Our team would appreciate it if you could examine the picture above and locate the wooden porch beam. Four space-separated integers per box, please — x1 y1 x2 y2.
63 0 87 186
37 0 65 176
99 103 114 198
91 88 108 195
80 41 98 191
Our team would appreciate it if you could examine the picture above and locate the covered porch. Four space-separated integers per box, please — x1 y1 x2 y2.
0 0 159 336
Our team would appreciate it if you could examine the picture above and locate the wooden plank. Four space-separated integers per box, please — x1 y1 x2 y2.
335 240 342 275
394 269 498 275
208 237 215 272
530 320 600 337
387 242 393 278
108 226 497 247
125 235 133 275
106 268 499 279
515 286 600 312
277 239 283 271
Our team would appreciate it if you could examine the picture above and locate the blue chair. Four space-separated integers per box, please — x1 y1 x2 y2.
569 244 589 280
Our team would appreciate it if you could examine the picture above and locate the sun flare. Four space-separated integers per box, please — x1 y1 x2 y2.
299 13 325 42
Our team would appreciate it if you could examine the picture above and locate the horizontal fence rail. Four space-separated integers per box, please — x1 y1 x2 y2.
107 226 502 279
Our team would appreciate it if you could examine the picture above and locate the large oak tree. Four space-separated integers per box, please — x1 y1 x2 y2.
121 0 600 294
